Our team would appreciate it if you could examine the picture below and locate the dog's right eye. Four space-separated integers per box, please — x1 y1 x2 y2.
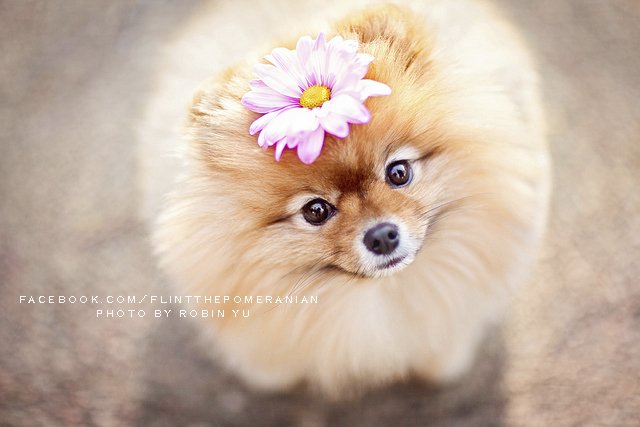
386 160 413 188
302 198 334 225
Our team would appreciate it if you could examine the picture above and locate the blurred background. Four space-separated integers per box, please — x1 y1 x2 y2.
1 0 639 426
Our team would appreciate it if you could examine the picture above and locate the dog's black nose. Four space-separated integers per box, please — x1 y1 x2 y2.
363 222 400 255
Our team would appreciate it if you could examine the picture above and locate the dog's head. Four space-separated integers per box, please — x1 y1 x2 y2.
158 5 541 285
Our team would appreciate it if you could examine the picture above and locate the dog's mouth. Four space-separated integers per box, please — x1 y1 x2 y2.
377 255 408 270
327 253 414 279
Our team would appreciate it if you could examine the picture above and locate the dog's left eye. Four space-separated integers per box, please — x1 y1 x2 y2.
302 198 335 225
386 160 413 188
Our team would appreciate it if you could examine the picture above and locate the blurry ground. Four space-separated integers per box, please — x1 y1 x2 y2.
1 1 639 426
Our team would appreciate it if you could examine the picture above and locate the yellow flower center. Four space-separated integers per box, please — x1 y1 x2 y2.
299 85 331 109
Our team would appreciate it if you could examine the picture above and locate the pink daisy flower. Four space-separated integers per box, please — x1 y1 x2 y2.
241 33 391 164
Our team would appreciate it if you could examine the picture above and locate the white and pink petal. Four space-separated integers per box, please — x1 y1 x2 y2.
241 89 297 114
261 109 292 142
324 94 371 124
297 127 325 164
296 35 314 68
356 79 392 100
319 113 350 138
280 107 320 136
249 109 278 135
274 138 288 160
265 47 309 90
254 63 302 98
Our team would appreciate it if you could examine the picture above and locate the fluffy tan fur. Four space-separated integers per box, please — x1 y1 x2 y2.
150 1 550 398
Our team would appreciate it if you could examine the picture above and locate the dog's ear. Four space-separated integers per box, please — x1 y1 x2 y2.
188 67 274 172
336 4 433 75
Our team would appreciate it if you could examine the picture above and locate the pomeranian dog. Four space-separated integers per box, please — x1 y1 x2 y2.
145 0 550 398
